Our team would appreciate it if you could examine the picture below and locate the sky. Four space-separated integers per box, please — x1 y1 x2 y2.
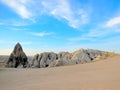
0 0 120 55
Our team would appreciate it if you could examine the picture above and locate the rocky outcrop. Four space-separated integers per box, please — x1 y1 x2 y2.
29 52 58 68
6 43 28 68
29 49 114 68
3 43 116 68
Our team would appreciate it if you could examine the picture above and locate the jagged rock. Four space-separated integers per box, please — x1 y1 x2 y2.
58 52 70 59
71 53 91 63
29 49 115 68
30 52 58 68
6 43 28 68
30 54 40 68
50 59 65 67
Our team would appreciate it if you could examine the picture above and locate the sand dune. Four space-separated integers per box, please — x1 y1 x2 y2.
0 55 120 90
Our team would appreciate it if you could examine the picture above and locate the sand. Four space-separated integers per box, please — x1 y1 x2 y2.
0 56 120 90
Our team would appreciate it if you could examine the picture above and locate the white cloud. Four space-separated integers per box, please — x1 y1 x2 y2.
5 41 32 45
68 28 111 42
9 27 28 31
12 21 32 26
115 29 120 32
1 0 32 19
41 0 89 28
68 36 92 41
1 0 89 28
106 16 120 27
0 40 32 46
0 40 4 44
0 19 32 26
30 32 54 37
68 15 120 42
20 41 32 45
0 22 4 25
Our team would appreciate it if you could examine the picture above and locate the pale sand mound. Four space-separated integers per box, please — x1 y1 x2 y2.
0 56 120 90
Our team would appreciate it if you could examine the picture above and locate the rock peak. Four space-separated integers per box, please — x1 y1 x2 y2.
7 42 28 68
16 42 21 46
13 42 23 54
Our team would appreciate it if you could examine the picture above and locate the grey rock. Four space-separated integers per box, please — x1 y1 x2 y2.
71 53 91 63
6 43 28 68
30 54 39 68
30 52 58 68
29 49 113 68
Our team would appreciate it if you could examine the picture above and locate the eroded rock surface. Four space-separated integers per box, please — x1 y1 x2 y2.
6 43 28 68
29 49 113 68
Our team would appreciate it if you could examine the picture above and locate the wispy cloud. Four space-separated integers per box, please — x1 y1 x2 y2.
0 22 4 25
0 19 32 26
68 28 108 42
20 41 32 45
105 16 120 27
9 27 28 31
0 40 4 44
1 0 32 19
69 15 120 42
68 25 114 42
30 32 54 37
1 0 89 29
1 41 32 45
68 18 120 43
10 21 31 26
68 36 92 41
41 0 89 29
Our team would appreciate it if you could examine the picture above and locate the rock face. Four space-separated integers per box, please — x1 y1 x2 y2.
6 43 28 68
29 49 113 68
28 52 58 68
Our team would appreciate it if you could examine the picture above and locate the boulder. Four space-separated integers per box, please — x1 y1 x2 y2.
6 43 28 68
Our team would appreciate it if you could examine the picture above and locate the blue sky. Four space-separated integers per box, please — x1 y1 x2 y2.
0 0 120 55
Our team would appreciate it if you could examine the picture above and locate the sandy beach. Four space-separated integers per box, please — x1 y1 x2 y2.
0 55 120 90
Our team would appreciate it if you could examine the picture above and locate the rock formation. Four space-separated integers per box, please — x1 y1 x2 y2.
29 49 114 68
28 52 58 68
6 43 28 68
